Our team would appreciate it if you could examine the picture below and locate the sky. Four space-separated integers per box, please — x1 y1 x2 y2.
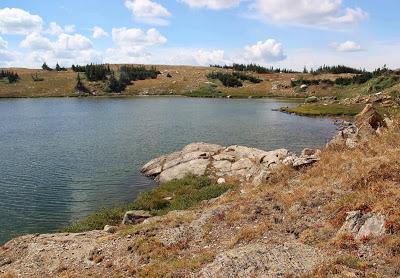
0 0 399 70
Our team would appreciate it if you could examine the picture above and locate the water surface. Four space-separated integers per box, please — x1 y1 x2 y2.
0 97 337 244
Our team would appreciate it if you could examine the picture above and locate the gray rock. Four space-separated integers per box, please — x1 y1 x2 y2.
141 143 294 184
122 210 151 225
103 225 118 233
159 158 210 183
339 210 386 240
199 242 325 278
357 214 386 239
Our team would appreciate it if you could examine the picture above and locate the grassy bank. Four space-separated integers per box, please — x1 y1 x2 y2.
280 103 364 116
63 175 233 233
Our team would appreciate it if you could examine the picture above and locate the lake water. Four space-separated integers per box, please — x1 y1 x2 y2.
0 97 337 244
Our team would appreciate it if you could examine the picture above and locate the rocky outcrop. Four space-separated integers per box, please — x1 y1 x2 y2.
328 104 388 149
339 211 386 240
142 143 321 184
200 242 325 278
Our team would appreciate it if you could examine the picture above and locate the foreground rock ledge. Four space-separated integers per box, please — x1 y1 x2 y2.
141 142 320 184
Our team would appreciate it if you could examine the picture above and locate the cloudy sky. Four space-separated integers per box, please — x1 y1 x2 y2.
0 0 399 70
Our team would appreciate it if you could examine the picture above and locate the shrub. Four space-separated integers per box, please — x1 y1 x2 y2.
42 62 53 71
31 73 44 82
0 70 19 83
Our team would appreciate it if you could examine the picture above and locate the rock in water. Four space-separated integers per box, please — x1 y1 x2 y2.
122 210 151 225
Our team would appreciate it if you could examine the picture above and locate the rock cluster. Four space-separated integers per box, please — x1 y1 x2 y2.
328 104 388 149
142 143 320 184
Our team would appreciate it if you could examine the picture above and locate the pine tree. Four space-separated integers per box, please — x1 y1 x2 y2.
42 62 53 71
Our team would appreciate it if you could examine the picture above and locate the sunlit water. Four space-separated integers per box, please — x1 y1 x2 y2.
0 97 337 244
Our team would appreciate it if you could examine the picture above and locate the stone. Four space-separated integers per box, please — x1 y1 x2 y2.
339 211 386 240
355 104 387 131
142 143 293 185
199 242 325 278
103 225 118 233
217 178 226 184
292 157 319 168
357 214 386 239
159 159 210 183
122 210 151 225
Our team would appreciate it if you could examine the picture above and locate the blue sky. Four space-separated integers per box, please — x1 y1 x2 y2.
0 0 399 69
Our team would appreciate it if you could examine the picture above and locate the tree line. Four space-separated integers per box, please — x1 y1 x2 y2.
207 71 262 87
292 66 395 88
0 70 19 83
305 65 365 75
73 64 161 94
210 63 298 74
42 62 67 72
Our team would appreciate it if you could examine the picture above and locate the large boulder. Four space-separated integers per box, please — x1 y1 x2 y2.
354 104 387 131
142 143 293 184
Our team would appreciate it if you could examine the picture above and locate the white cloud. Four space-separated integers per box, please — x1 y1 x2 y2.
249 0 367 28
0 8 43 35
124 0 171 25
112 27 167 49
180 0 241 9
56 33 92 51
20 33 53 50
64 25 75 33
18 32 98 67
0 36 17 64
105 27 167 63
92 26 109 39
47 22 75 35
162 48 229 65
243 39 286 63
333 41 363 52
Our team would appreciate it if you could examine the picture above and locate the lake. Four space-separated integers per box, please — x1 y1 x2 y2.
0 97 337 244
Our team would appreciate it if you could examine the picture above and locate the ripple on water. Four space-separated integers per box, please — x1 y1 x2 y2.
0 97 337 244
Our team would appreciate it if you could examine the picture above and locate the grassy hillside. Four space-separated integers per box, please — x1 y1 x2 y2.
0 65 365 99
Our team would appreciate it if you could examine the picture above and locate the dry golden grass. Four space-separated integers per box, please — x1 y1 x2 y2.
229 220 271 247
0 65 367 98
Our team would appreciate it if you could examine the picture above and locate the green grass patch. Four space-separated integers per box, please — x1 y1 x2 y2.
280 103 364 116
369 76 399 93
63 175 233 233
184 85 222 98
